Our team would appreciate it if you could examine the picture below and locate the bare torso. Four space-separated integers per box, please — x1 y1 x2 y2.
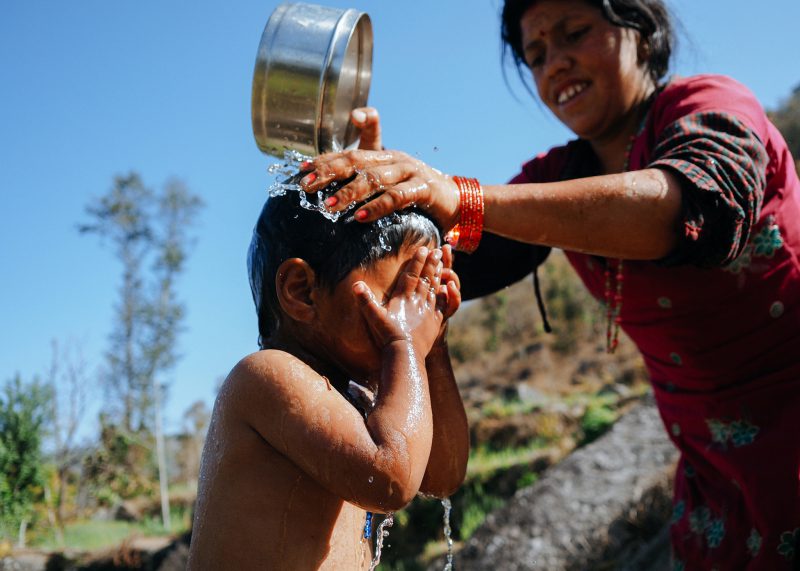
187 388 374 570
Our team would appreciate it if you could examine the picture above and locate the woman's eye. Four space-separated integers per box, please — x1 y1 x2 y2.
527 52 545 68
566 26 590 42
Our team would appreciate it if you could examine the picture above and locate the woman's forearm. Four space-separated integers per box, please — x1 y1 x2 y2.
483 168 684 260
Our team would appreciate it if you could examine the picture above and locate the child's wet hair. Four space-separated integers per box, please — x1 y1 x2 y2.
248 176 442 348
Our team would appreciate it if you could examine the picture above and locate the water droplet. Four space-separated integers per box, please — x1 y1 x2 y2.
368 476 374 483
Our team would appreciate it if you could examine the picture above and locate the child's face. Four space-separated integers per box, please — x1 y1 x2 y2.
312 240 437 383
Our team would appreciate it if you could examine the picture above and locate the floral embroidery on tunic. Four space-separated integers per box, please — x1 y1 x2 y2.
723 216 783 274
706 417 759 449
730 419 759 447
706 518 726 548
747 528 762 557
689 506 712 534
751 216 784 257
671 500 686 524
777 528 799 561
687 506 727 549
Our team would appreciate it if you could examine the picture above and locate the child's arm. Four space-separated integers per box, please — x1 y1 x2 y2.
419 245 469 497
229 247 444 513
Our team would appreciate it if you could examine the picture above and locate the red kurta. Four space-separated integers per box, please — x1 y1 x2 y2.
510 75 800 569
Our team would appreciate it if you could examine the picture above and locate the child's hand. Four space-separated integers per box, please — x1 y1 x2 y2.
354 246 444 356
434 244 461 347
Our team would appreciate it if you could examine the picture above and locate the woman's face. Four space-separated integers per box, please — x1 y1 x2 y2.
520 0 653 141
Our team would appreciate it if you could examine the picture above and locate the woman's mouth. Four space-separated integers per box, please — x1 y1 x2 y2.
556 82 589 105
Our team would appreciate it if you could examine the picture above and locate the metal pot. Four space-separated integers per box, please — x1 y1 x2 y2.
252 2 373 158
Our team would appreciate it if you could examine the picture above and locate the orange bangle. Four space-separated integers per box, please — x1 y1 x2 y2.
445 176 484 253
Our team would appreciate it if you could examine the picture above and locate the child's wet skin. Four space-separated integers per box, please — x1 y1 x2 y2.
188 238 467 570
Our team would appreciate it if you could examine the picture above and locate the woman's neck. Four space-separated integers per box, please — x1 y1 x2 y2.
590 82 657 174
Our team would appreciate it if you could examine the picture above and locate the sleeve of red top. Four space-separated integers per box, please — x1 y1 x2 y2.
648 76 769 267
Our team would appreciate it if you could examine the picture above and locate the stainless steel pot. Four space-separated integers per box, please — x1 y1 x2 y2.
252 2 373 158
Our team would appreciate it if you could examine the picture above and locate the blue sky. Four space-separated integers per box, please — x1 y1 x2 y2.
2 0 799 436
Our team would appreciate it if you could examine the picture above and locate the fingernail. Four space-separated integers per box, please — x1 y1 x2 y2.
301 172 317 186
325 196 338 207
432 249 442 260
352 109 367 123
300 161 313 171
355 209 368 220
418 246 429 257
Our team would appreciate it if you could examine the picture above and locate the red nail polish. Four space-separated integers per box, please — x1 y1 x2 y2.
355 209 368 220
300 161 312 171
325 196 338 207
303 172 317 185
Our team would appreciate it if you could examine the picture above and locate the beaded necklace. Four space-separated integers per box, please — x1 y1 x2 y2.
604 93 655 353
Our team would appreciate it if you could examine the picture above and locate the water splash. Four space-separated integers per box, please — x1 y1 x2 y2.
267 150 310 196
264 150 399 249
266 150 355 222
375 216 394 252
367 512 394 571
442 498 454 570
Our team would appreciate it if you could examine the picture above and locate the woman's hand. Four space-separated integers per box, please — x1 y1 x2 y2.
354 246 445 357
300 109 460 229
351 107 382 151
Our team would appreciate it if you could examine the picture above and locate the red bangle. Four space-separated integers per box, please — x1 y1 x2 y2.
445 176 484 253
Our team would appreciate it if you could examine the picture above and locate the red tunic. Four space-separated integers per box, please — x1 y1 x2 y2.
508 75 800 568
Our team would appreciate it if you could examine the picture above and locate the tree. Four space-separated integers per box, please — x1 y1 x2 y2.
177 400 210 489
43 339 92 545
79 173 154 433
769 82 800 173
0 375 52 547
79 173 203 529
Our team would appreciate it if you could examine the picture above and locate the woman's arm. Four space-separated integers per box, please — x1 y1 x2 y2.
302 150 684 261
481 168 684 259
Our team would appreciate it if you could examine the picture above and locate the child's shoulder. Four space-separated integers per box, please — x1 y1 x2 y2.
221 349 337 415
226 349 316 392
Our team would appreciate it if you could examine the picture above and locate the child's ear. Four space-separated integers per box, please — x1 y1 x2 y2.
276 258 317 323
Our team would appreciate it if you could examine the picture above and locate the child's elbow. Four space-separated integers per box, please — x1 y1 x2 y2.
363 468 424 512
419 466 467 499
378 478 422 512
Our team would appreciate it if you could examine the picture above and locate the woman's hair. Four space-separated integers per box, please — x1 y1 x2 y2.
248 176 442 348
501 0 674 83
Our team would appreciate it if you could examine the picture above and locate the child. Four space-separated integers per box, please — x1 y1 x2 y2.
187 185 469 570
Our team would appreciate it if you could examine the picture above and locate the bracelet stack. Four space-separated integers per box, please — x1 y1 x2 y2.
444 176 484 253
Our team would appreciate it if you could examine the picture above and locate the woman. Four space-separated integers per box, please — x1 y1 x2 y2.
300 0 800 567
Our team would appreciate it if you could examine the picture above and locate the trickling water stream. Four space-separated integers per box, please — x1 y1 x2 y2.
442 498 454 570
367 512 394 571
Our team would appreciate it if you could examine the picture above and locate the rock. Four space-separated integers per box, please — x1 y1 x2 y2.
442 397 678 570
114 501 143 523
0 552 48 571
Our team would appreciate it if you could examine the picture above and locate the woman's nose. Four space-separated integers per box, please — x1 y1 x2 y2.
544 47 572 78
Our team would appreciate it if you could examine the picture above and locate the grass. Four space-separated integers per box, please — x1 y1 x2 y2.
34 520 140 551
32 505 192 551
467 440 551 477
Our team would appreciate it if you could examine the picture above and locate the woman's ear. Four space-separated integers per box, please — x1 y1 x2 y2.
276 258 317 324
637 38 651 66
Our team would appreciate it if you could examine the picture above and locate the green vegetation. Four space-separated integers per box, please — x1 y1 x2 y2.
31 504 192 551
0 375 52 546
